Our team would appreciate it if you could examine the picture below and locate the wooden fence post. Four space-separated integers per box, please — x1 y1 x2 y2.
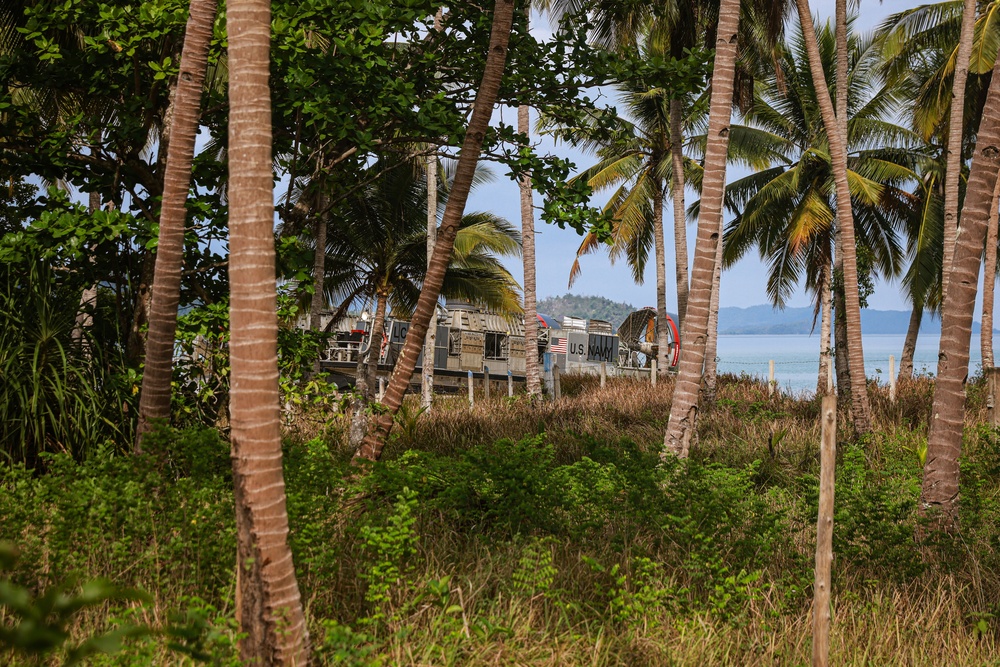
600 361 607 389
769 359 775 397
553 363 561 401
651 359 657 387
989 367 1000 429
813 394 837 667
467 370 474 408
483 366 490 400
889 355 896 403
507 370 513 397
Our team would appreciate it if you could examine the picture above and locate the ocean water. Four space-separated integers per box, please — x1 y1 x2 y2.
715 333 1000 396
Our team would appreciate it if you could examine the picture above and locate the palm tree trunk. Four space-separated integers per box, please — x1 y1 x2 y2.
941 0 979 297
421 151 438 409
365 290 388 401
795 0 872 435
817 258 833 395
981 178 1000 368
227 0 309 660
670 99 689 334
652 176 669 377
662 0 739 458
898 301 921 381
832 0 852 400
921 47 1000 525
353 0 515 463
72 191 101 353
702 220 724 403
308 211 327 378
135 0 219 449
520 103 542 396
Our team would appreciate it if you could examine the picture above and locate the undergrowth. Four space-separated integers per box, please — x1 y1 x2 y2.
2 374 1000 665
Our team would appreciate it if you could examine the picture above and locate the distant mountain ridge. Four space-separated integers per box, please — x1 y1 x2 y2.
535 294 997 335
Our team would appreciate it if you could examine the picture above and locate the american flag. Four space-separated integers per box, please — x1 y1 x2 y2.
550 337 567 353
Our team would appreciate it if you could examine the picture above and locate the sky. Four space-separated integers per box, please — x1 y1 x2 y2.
466 0 935 314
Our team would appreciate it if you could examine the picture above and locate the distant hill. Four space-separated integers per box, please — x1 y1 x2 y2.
718 305 996 335
537 294 638 328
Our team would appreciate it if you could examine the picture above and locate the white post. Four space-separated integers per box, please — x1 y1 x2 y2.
483 366 490 400
600 361 607 389
651 358 657 387
889 355 896 403
769 359 775 397
467 370 474 408
507 370 513 397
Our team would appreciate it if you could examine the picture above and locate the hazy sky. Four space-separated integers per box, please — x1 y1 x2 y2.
468 0 936 314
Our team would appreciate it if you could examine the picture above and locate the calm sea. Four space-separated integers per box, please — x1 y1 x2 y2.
716 333 1000 396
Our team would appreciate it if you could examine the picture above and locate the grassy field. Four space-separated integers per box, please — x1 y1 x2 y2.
3 374 1000 665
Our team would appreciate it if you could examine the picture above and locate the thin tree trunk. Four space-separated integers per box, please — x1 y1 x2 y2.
702 217 723 403
796 0 872 435
135 0 218 448
652 175 669 377
898 301 921 381
353 0 515 463
981 178 1000 368
227 0 309 660
941 0 979 298
662 0 739 458
365 290 388 401
832 4 851 403
421 9 443 410
348 290 387 448
921 47 1000 525
72 191 101 352
670 99 689 334
520 103 541 396
308 211 327 378
979 179 1000 371
421 152 437 409
817 258 833 395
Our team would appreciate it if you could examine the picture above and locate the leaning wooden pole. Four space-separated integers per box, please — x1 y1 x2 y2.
813 394 837 667
353 0 515 463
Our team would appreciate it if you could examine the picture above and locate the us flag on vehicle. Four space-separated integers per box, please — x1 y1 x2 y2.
551 338 567 353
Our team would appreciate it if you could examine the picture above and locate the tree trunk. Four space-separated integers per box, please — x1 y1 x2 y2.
702 217 724 403
309 211 328 379
227 0 309 660
365 290 388 402
795 0 872 435
421 151 437 409
652 175 669 377
662 0 739 458
135 0 219 449
921 47 1000 525
981 178 1000 368
353 0 515 463
348 290 387 449
520 103 541 396
670 99 689 334
817 258 833 395
72 191 101 353
898 301 921 381
941 0 979 298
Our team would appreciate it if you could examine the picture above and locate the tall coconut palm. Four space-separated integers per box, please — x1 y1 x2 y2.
354 0 515 463
793 0 872 434
721 22 916 394
981 178 1000 368
662 0 741 458
135 0 219 449
226 0 309 661
921 44 1000 525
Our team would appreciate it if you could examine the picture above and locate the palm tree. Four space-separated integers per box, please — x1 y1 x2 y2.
721 23 916 395
980 178 1000 368
324 157 522 410
354 0 516 463
661 0 741 457
921 45 1000 525
135 0 219 449
792 0 873 434
226 0 309 660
